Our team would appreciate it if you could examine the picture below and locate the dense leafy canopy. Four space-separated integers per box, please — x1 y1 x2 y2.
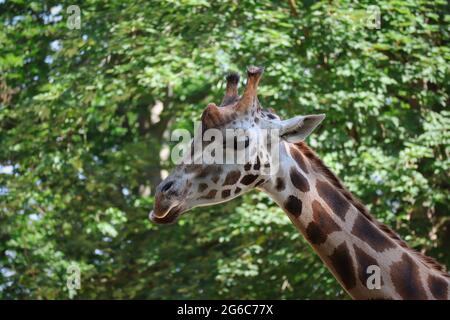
0 0 449 299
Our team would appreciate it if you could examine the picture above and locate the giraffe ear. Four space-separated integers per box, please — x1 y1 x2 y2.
279 114 325 143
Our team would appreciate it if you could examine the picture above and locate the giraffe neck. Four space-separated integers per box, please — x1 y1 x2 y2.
260 142 449 300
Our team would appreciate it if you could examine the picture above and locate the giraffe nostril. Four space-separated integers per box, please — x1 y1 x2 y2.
161 181 174 193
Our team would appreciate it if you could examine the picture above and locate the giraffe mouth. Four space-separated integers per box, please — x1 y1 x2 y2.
149 205 183 225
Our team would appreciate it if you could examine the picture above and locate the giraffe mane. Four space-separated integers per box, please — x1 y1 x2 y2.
294 141 450 278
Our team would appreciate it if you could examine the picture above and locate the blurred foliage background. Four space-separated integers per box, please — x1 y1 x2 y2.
0 0 449 299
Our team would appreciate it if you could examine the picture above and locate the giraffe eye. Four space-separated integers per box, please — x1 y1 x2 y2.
161 181 174 193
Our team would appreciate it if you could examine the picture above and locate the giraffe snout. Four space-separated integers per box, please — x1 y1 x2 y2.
149 192 183 224
150 178 187 224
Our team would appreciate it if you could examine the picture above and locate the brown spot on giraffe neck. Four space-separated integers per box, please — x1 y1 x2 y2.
328 242 356 291
198 189 217 200
289 168 310 192
290 145 309 174
316 180 349 221
284 195 302 217
222 189 231 199
353 244 384 289
198 183 208 193
428 274 448 300
351 215 395 252
223 170 241 186
390 253 428 300
254 178 266 187
197 165 223 179
241 174 259 185
305 200 341 245
275 177 285 192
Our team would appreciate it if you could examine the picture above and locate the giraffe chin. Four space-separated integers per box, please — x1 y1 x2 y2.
149 205 184 225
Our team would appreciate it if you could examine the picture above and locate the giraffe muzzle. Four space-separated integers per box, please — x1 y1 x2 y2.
149 204 183 224
149 192 184 224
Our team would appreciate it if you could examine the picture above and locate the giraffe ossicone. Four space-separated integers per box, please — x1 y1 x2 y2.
150 66 450 300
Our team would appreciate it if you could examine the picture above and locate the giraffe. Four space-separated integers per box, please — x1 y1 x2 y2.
149 66 450 300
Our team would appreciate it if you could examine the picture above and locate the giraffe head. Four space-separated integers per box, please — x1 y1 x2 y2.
150 66 325 224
